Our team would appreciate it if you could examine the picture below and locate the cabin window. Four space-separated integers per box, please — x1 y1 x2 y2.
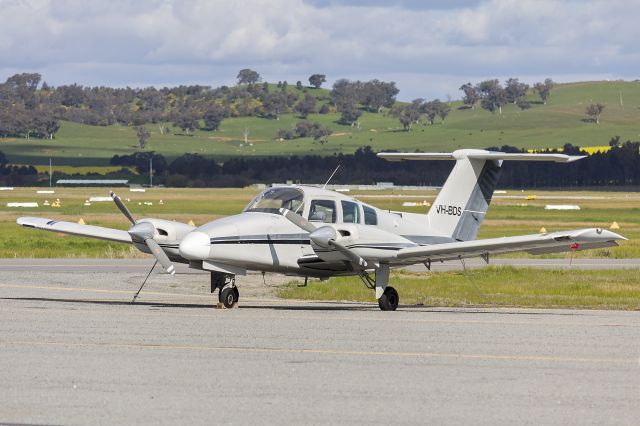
243 187 304 214
309 199 336 223
363 205 378 225
341 200 360 223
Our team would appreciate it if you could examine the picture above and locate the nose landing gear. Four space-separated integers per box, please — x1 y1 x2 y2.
211 272 239 308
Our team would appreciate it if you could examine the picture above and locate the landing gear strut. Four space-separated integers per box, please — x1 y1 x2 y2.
211 272 239 308
357 264 399 311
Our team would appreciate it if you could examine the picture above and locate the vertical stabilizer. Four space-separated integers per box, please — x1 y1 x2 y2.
426 155 501 241
377 149 585 242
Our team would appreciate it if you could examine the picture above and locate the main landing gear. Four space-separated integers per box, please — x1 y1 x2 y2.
378 287 399 311
211 272 239 308
358 264 399 311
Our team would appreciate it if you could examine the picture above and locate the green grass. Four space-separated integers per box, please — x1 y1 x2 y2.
278 267 640 310
2 81 640 166
1 187 638 258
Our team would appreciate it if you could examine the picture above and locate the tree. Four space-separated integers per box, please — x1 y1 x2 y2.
436 100 451 123
586 103 605 124
516 98 531 111
312 125 332 145
361 80 398 112
294 94 316 118
33 108 60 139
236 69 261 85
338 104 362 126
56 83 85 107
477 79 507 114
505 78 529 103
262 92 288 119
421 101 438 124
533 78 554 104
136 126 150 149
391 104 421 131
5 73 41 108
168 153 220 180
203 104 224 130
459 83 479 109
173 112 200 135
419 100 449 124
275 128 294 140
308 74 326 89
331 79 359 109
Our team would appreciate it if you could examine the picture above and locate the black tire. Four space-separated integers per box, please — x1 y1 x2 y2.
233 287 240 303
219 287 237 308
378 286 399 311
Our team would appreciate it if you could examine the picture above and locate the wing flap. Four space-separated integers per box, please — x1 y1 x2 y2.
17 217 132 244
395 228 624 263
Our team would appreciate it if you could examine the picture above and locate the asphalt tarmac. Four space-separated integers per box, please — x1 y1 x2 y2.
1 266 639 425
1 257 638 273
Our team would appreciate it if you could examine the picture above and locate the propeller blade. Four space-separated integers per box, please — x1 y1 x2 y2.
279 208 316 233
145 238 175 275
329 240 368 269
110 191 135 225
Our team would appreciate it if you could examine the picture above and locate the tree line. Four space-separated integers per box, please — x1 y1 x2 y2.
2 140 638 187
113 140 640 188
0 70 612 147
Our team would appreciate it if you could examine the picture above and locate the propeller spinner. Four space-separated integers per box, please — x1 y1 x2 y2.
110 191 175 275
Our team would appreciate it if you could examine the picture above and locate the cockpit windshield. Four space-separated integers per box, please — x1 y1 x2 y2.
243 187 304 214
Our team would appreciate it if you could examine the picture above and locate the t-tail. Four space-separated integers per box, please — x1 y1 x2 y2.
378 149 585 242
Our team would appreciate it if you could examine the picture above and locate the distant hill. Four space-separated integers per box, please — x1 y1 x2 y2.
2 80 639 167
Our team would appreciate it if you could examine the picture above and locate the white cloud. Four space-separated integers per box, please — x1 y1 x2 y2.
0 0 638 99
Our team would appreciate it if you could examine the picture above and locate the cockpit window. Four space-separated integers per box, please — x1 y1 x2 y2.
243 187 304 214
309 199 336 223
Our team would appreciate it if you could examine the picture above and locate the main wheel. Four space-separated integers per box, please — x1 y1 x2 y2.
219 286 238 308
378 286 399 311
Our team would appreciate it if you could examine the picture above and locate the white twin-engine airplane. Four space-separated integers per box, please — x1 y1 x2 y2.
18 149 626 311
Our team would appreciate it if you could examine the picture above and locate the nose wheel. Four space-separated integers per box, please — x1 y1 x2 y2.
211 272 239 308
219 285 239 308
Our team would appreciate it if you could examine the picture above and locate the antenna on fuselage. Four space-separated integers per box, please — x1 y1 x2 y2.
322 165 341 190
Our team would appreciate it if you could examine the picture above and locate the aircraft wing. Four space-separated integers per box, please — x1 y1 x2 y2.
393 228 625 264
17 217 132 244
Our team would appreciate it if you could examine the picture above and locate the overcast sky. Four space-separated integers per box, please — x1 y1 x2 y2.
0 0 637 100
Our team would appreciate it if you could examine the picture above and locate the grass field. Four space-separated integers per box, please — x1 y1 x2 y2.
0 186 638 259
278 267 640 310
2 81 640 166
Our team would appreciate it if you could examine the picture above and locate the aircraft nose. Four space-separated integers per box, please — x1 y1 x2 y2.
179 231 211 260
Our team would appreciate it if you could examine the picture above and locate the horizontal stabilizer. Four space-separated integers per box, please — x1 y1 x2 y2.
378 149 585 163
17 217 132 244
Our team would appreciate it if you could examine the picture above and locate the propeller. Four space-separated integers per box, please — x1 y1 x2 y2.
111 191 175 275
280 208 368 269
111 191 135 225
279 208 316 233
